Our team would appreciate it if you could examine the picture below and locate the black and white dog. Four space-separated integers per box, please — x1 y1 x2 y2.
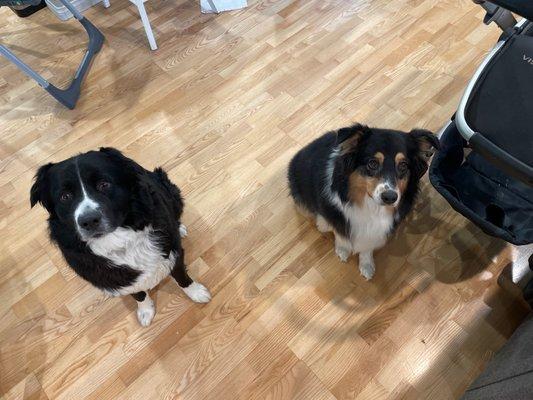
288 124 439 280
30 148 211 326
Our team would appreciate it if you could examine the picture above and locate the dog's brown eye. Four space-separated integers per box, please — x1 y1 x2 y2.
97 181 111 191
60 192 72 202
367 159 380 171
398 161 408 173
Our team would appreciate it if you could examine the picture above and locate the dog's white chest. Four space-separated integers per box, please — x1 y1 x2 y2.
344 197 394 253
88 226 175 296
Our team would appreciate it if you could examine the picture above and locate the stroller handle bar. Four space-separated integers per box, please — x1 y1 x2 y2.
479 0 533 22
456 18 533 186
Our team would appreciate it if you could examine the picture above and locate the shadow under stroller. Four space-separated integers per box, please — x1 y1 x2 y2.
430 0 533 246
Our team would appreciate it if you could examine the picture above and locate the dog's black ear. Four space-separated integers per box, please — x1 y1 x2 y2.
99 147 144 174
409 129 440 178
336 124 371 155
99 147 127 160
30 163 54 209
410 129 440 160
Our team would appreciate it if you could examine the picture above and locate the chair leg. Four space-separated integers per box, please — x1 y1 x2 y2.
102 0 110 8
135 0 157 50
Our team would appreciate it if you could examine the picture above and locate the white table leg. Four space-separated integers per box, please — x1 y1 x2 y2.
135 0 158 50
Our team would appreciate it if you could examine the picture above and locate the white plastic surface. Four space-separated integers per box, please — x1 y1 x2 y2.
45 0 102 20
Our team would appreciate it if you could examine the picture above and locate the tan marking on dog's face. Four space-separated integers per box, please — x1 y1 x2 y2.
395 152 406 164
348 171 379 206
395 152 409 195
374 152 384 164
397 177 408 195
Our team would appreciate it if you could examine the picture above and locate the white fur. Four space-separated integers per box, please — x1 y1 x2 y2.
372 181 400 207
182 282 212 303
335 234 351 262
359 251 375 280
179 223 188 238
335 196 394 254
322 149 395 278
87 225 176 296
316 215 333 233
74 162 99 233
136 294 155 326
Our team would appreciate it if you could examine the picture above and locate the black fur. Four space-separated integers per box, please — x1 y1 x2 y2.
30 147 192 292
288 124 439 236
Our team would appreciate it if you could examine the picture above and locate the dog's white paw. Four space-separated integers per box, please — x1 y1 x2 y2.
359 252 375 280
335 246 350 263
316 215 332 233
182 282 211 303
359 262 375 280
136 298 155 327
179 223 188 238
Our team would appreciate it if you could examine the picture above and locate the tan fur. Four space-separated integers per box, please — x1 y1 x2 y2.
348 171 378 206
395 153 408 195
338 130 365 155
415 139 436 161
395 153 406 164
397 177 408 195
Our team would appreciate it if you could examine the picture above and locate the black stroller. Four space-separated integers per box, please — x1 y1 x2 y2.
430 0 533 248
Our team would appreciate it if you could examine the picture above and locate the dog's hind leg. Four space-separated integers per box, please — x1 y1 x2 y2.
132 291 155 327
171 251 211 303
179 223 188 238
316 214 332 233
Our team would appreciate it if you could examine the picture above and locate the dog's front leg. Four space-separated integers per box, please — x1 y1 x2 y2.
358 251 375 280
334 232 352 262
171 248 211 303
132 291 155 327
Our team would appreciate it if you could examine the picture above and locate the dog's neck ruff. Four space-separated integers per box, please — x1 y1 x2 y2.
87 225 176 296
323 149 394 253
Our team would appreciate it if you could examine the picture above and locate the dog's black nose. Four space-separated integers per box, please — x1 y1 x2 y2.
381 190 398 205
78 211 103 231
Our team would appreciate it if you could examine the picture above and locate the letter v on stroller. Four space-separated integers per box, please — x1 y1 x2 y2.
430 0 533 245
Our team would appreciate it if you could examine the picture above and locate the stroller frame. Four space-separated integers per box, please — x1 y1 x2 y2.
455 17 533 185
430 3 533 246
0 0 104 109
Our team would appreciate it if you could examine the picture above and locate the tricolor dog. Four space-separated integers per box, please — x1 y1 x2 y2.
288 124 439 279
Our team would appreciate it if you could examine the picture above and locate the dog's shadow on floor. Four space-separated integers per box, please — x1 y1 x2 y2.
262 178 508 345
388 182 506 284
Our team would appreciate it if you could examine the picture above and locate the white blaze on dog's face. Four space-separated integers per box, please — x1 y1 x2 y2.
30 148 137 241
73 161 104 239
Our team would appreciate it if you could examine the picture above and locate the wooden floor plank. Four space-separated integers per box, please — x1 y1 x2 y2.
1 0 529 399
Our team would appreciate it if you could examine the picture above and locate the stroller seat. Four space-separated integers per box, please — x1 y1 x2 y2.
430 121 533 245
456 18 533 185
431 3 533 245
